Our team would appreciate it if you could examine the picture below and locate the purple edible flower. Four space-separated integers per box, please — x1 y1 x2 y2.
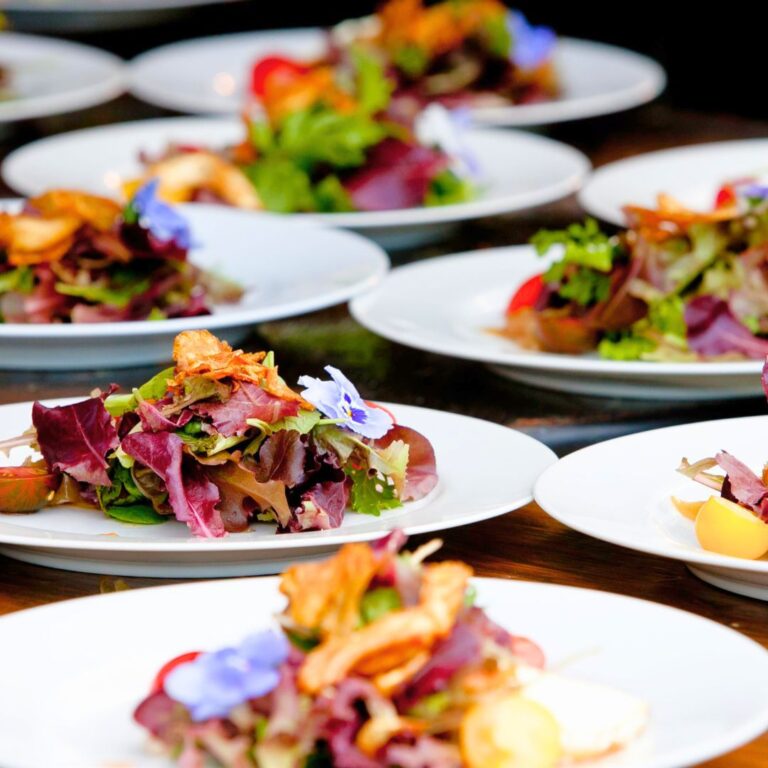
415 104 482 180
297 365 393 439
130 179 192 248
164 630 288 721
736 183 768 202
507 11 556 70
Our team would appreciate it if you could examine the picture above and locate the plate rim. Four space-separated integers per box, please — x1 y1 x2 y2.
0 32 126 123
534 413 768 573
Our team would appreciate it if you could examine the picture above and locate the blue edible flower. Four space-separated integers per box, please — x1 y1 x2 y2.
507 11 556 70
130 179 192 248
298 365 393 439
164 630 288 721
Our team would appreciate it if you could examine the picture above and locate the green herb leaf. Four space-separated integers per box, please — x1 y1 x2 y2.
0 267 34 295
244 157 316 213
597 333 656 361
352 47 393 114
360 587 402 624
551 267 612 306
104 503 168 525
647 295 686 338
425 169 475 207
346 466 402 517
55 278 151 309
313 175 355 213
532 218 616 272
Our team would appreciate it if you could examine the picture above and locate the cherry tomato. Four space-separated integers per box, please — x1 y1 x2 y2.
0 467 59 513
715 184 736 209
150 651 201 694
250 56 309 97
506 274 544 315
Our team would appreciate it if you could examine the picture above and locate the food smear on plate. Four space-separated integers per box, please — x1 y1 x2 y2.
252 0 559 115
675 358 768 559
0 63 11 101
133 532 648 767
0 331 437 536
0 184 242 323
499 184 768 361
127 48 480 214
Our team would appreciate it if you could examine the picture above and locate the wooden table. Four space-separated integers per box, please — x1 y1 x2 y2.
1 97 767 766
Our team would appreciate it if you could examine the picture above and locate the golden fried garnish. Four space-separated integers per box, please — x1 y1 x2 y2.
372 650 431 696
4 214 81 266
170 330 307 404
298 561 472 694
28 189 121 232
130 152 262 210
356 713 424 757
281 542 378 639
262 67 357 122
623 194 739 241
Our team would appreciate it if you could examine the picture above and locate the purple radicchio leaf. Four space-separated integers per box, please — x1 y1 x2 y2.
32 397 119 486
685 296 768 358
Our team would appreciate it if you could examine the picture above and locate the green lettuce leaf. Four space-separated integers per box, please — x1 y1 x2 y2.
0 267 33 294
352 48 393 114
425 169 475 207
55 278 151 308
346 466 402 516
360 587 402 624
533 218 617 272
104 366 174 417
598 333 656 360
313 175 355 213
244 157 315 213
104 503 168 525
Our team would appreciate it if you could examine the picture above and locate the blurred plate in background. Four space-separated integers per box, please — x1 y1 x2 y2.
0 33 125 122
2 116 590 249
128 29 665 126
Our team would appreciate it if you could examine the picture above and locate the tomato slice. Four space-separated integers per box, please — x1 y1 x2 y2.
150 651 201 694
0 467 59 513
506 274 544 315
715 183 737 209
250 56 309 97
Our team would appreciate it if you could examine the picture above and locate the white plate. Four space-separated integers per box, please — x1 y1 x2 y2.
580 139 768 225
127 29 665 127
350 246 764 400
0 202 388 370
1 576 766 768
535 415 768 600
0 399 555 577
1 116 590 250
0 33 125 123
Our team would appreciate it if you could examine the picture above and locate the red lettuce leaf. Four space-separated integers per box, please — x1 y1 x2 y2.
290 480 350 532
32 397 119 486
685 296 768 358
715 451 768 520
192 382 299 437
344 139 448 212
133 691 184 741
383 736 461 768
251 430 309 486
121 431 224 537
137 400 179 432
375 425 438 501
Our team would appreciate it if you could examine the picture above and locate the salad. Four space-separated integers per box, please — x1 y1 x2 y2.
0 64 10 101
0 184 241 323
0 331 437 536
134 532 648 767
501 183 768 361
252 1 558 113
675 359 768 561
128 50 480 214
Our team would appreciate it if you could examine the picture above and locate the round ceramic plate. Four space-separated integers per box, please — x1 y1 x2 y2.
350 246 764 400
580 139 768 225
0 202 388 370
0 116 590 250
0 400 555 577
535 415 768 600
1 577 767 767
127 29 665 126
0 33 125 122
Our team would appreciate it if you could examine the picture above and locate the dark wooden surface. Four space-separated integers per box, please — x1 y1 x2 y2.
1 96 768 766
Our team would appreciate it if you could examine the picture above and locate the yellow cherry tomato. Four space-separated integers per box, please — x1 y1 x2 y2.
460 695 563 768
695 496 768 560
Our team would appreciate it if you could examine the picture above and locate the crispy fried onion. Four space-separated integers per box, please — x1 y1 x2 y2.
126 151 262 209
281 542 379 639
0 190 121 267
298 560 472 694
170 330 307 404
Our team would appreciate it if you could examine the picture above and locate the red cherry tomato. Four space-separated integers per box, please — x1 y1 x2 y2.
715 184 737 209
365 401 397 425
0 467 59 513
150 651 201 693
506 274 544 315
250 56 309 97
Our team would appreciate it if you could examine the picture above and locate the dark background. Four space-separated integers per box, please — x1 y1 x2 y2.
20 0 756 120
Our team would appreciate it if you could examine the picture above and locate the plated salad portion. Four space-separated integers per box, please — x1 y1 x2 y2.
0 185 241 323
134 533 648 767
501 184 768 361
252 0 558 113
129 50 480 214
675 360 768 561
0 331 437 535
